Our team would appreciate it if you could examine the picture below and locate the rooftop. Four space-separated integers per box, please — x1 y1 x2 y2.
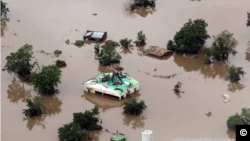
110 133 127 141
143 46 173 58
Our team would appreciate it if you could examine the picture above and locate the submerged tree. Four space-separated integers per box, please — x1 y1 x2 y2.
23 96 45 117
31 65 61 94
98 45 122 66
172 19 210 53
228 65 246 81
58 122 87 141
74 40 84 46
102 40 120 48
174 82 182 93
247 12 250 27
73 106 102 130
137 31 147 46
167 40 176 51
5 44 36 76
123 98 147 115
120 38 134 48
227 108 250 131
55 60 66 67
1 1 9 16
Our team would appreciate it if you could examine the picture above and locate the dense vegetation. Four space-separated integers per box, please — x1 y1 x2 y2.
123 98 147 115
55 60 66 67
101 40 120 48
74 40 84 46
168 19 210 53
23 96 45 117
247 12 250 27
228 65 246 81
120 38 134 48
1 1 9 16
58 122 87 141
73 106 102 130
136 31 147 46
5 44 36 76
98 45 122 66
227 108 250 131
31 65 61 94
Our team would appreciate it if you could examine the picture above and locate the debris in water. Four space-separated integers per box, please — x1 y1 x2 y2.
17 20 20 22
222 93 231 103
2 68 6 71
114 67 124 71
76 29 78 31
93 13 97 16
13 33 17 36
65 39 69 44
206 112 212 117
154 68 157 71
153 75 158 77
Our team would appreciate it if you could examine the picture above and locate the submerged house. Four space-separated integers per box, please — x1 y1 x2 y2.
143 46 173 58
110 133 127 141
81 72 141 100
83 30 107 41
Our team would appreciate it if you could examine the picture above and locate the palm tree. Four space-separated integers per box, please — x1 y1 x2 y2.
23 96 45 117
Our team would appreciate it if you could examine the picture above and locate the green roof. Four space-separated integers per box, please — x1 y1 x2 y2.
110 133 127 141
82 73 140 94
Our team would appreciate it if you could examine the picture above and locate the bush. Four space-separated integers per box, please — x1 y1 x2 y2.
73 106 102 130
56 60 66 67
58 122 87 141
31 65 61 94
74 40 84 46
137 31 146 45
201 46 213 64
228 65 246 81
174 82 182 93
103 40 120 48
167 40 176 51
5 44 35 75
94 44 100 53
227 108 250 131
173 19 210 53
123 98 147 115
120 38 134 48
23 96 45 117
247 12 250 27
98 45 122 66
54 50 62 55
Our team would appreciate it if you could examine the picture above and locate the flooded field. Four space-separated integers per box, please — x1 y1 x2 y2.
1 0 250 140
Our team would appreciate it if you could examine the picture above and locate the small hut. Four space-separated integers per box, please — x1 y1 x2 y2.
83 30 107 41
110 133 127 141
143 46 173 58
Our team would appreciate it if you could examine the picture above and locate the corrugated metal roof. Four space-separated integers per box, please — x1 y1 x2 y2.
143 46 172 57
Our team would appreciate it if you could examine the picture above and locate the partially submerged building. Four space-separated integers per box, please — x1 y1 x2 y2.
82 72 141 100
83 30 107 41
110 133 127 141
143 46 173 58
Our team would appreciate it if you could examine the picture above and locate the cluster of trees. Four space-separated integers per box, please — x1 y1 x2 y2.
4 44 62 94
227 108 250 131
58 106 102 141
228 65 246 81
1 1 9 16
247 12 250 27
123 98 147 115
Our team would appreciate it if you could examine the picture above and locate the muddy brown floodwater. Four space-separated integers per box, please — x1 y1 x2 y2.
1 0 250 141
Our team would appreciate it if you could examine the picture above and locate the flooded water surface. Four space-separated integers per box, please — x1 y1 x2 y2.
1 0 250 141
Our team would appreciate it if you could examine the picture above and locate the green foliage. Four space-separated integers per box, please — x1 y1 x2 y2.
31 65 61 94
120 38 134 48
201 46 213 64
104 40 120 47
54 50 62 55
211 30 238 60
167 40 176 51
228 65 246 81
55 60 66 67
174 82 182 93
94 44 100 53
206 112 212 117
23 96 45 117
5 44 35 75
137 31 146 43
123 98 147 115
98 45 122 66
227 108 250 131
190 55 198 59
173 19 210 53
58 122 87 141
74 40 84 46
1 1 9 15
73 106 102 130
247 12 250 27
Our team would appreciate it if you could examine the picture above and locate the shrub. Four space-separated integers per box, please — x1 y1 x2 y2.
102 40 120 48
173 19 210 53
98 45 122 66
174 82 182 93
123 98 147 115
247 12 250 27
5 44 35 75
23 96 45 117
56 60 66 67
227 108 250 131
228 65 246 81
167 40 176 51
120 38 134 48
58 122 87 141
31 65 61 94
137 31 146 45
94 44 100 53
74 40 84 46
201 46 213 64
54 50 62 55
